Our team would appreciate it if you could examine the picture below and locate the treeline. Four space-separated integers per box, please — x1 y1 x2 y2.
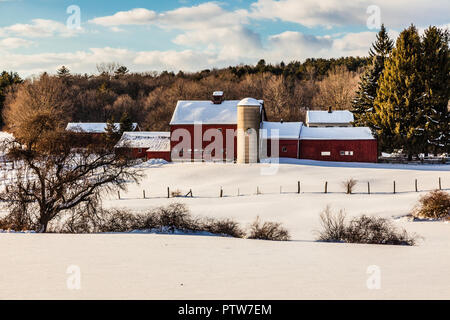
0 57 366 133
352 25 449 156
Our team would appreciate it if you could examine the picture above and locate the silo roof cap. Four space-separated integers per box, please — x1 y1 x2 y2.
238 97 261 106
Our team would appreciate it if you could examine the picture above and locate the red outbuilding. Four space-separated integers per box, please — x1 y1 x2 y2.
115 131 170 161
260 121 302 159
299 127 378 163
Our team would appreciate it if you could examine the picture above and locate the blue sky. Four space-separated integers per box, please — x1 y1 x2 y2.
0 0 448 77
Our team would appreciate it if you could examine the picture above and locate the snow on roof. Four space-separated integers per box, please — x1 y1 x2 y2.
261 121 303 139
238 97 261 106
300 126 375 140
66 122 138 133
213 91 223 96
306 110 354 124
115 131 170 151
170 100 240 125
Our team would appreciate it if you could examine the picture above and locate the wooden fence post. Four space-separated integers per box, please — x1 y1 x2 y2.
220 187 223 198
297 181 300 194
324 181 328 194
167 187 170 198
367 181 370 195
393 181 396 194
117 190 120 200
415 179 418 192
439 177 441 190
143 190 146 199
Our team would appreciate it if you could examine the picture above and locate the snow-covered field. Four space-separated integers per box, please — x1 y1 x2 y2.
1 159 449 299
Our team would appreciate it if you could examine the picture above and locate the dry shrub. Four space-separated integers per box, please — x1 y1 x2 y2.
342 178 357 194
344 215 417 245
153 203 196 232
316 206 346 242
412 190 450 220
171 189 182 197
98 209 145 233
203 218 245 238
316 207 418 246
0 208 36 231
247 216 290 241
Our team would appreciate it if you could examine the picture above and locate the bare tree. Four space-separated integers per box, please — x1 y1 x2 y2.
313 65 360 110
0 133 142 233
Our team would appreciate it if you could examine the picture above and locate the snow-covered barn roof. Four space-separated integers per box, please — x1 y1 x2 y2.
170 100 240 125
306 110 354 124
170 99 264 125
115 132 170 151
66 122 138 133
299 127 375 140
261 121 303 139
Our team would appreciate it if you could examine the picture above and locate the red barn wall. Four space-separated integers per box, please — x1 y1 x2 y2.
170 124 237 161
299 139 378 163
146 151 171 162
265 139 299 159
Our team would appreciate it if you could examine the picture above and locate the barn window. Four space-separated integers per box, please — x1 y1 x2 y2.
138 148 142 153
321 151 331 156
340 151 345 156
282 146 287 152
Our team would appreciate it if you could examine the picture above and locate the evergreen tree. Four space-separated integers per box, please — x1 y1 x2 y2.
105 117 119 147
114 65 129 77
371 25 424 158
421 26 450 154
119 112 134 135
352 24 394 126
57 66 70 77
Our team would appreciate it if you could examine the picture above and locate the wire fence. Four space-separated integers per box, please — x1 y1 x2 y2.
113 177 447 200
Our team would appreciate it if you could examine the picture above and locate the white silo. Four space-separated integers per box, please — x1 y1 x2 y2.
237 98 261 163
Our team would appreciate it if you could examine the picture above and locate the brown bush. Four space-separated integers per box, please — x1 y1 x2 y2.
247 216 290 241
412 190 450 220
316 206 347 242
342 178 358 194
153 203 196 233
170 189 182 197
316 207 418 246
98 209 145 233
203 218 245 238
0 208 36 232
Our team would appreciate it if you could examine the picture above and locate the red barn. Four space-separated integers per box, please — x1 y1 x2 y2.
299 127 377 163
169 93 266 161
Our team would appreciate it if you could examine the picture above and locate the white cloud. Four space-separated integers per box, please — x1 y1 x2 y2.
249 0 450 29
89 3 248 30
89 8 157 26
0 19 82 38
0 37 33 49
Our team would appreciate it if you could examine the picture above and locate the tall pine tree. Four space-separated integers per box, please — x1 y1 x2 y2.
371 25 424 158
421 26 449 154
119 112 134 135
352 24 393 126
105 117 119 147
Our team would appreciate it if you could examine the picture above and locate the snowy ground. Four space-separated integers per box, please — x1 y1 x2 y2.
0 159 449 299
